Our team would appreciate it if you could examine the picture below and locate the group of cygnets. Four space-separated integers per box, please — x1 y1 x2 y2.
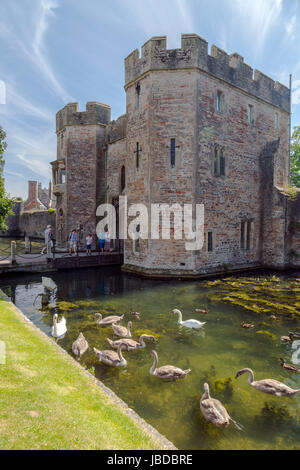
51 307 300 429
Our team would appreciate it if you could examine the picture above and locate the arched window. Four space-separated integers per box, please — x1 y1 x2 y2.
120 165 126 192
213 145 225 177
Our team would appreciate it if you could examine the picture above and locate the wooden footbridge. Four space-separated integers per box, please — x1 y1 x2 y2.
0 250 123 275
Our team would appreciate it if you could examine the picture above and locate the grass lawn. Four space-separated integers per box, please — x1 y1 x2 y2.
0 298 163 450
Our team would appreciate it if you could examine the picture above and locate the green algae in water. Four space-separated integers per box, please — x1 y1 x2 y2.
56 301 78 311
256 330 277 340
4 268 300 450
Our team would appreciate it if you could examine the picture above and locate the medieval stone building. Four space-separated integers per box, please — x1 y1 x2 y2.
23 180 54 211
51 34 300 277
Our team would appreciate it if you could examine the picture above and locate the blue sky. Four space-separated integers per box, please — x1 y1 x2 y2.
0 0 300 199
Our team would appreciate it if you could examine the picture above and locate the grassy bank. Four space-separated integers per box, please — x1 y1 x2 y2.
0 298 163 450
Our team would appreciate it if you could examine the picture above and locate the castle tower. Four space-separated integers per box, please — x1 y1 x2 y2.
121 34 290 277
122 35 206 275
52 101 111 248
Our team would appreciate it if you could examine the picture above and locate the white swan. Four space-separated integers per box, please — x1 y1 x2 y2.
51 314 67 338
172 309 206 329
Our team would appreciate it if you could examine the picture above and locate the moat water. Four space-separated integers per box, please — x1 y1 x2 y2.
1 266 300 450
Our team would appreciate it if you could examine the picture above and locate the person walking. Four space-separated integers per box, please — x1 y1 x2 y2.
86 233 93 256
41 225 52 255
68 229 78 256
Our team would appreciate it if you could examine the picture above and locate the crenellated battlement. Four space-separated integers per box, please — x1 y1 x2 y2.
105 114 127 144
56 101 111 133
124 34 290 111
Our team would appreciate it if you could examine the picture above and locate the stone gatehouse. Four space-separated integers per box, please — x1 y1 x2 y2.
51 33 300 277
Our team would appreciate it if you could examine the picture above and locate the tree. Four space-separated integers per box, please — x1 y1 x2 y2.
291 125 300 187
0 126 15 229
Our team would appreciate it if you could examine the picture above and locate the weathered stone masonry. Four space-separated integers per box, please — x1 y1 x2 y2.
52 33 300 276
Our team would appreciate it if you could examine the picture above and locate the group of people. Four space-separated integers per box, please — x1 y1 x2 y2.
68 229 111 255
42 225 111 256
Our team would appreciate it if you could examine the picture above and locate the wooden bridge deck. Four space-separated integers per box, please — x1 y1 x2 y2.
0 252 123 275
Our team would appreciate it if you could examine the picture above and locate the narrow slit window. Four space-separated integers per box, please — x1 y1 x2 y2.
214 146 219 176
136 82 141 110
120 165 125 192
275 112 278 129
207 232 213 252
135 224 140 253
241 221 245 249
170 138 176 167
248 105 253 124
135 142 140 170
216 91 223 112
220 149 225 176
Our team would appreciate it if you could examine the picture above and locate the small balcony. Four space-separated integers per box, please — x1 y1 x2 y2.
53 183 65 195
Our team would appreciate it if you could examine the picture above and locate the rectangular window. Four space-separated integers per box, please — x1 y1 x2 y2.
207 232 213 252
60 170 66 184
135 224 140 253
241 220 253 250
136 83 140 110
248 105 253 124
220 149 225 176
135 142 140 169
170 138 176 167
214 147 219 176
214 146 225 177
216 91 223 112
275 112 278 129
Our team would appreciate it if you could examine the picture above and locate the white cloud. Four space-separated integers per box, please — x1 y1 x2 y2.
285 15 297 40
0 83 52 121
0 0 72 102
230 0 282 51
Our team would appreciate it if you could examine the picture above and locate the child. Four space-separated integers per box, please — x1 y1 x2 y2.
86 233 93 255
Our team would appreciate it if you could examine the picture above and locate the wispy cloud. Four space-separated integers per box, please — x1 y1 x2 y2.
31 0 72 101
230 0 282 52
0 83 52 121
285 14 297 40
0 0 72 102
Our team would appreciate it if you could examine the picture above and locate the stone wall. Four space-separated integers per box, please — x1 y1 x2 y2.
1 201 22 237
19 210 56 239
286 192 300 267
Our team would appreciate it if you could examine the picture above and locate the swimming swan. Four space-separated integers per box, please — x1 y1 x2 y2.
94 313 124 326
72 332 88 360
93 343 128 367
111 321 132 338
235 368 300 397
51 314 67 338
200 382 243 430
107 334 157 350
150 350 191 381
172 309 206 329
